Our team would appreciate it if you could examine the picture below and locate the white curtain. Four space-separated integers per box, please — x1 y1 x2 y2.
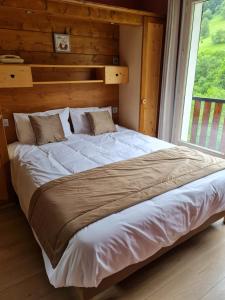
158 0 181 142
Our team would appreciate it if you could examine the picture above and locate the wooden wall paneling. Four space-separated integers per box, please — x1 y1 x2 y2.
0 29 118 55
0 51 115 66
0 29 53 53
0 0 46 10
0 7 119 39
0 7 51 32
139 17 164 136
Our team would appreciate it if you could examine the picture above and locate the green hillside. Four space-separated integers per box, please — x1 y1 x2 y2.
193 0 225 99
199 15 225 54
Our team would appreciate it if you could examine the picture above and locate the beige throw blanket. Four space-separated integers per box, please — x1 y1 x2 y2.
28 146 225 267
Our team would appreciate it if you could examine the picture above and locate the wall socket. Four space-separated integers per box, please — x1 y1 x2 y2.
112 56 119 65
3 119 9 127
112 107 118 114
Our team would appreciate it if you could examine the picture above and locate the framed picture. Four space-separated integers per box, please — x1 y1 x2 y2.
53 33 71 53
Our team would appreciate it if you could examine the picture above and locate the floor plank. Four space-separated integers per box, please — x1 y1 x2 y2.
0 204 225 300
201 277 225 300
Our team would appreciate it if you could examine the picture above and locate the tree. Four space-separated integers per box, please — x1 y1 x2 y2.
212 30 225 44
203 0 223 14
194 51 225 99
217 59 225 90
201 18 209 39
203 9 212 20
220 0 225 18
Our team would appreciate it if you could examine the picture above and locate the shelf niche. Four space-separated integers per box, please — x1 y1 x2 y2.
31 65 104 85
0 64 129 87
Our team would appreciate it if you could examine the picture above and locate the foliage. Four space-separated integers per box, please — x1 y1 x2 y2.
217 60 225 89
220 0 225 19
203 9 212 20
193 52 225 98
203 0 223 14
200 18 209 38
212 29 225 44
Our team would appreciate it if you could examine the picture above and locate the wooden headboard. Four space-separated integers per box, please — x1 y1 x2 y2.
0 83 118 201
0 84 119 144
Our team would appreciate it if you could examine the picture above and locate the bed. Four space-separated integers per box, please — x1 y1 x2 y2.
8 125 225 299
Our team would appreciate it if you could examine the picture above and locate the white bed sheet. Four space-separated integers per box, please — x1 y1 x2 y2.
8 126 225 288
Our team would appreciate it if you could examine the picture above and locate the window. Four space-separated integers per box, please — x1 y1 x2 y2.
173 0 225 157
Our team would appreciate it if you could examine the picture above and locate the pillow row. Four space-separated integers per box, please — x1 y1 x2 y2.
13 106 114 145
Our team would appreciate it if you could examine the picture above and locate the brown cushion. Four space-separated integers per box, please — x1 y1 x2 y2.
29 114 67 145
86 111 116 135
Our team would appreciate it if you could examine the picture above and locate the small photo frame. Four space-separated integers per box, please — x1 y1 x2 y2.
53 33 71 53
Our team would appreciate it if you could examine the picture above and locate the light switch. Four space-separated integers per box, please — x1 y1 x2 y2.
3 119 9 127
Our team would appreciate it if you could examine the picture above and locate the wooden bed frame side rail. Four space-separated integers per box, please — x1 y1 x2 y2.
0 109 11 202
71 211 225 300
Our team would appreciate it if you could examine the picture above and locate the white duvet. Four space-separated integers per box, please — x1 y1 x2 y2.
8 127 225 288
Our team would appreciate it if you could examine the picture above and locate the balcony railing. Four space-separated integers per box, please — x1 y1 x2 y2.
188 97 225 152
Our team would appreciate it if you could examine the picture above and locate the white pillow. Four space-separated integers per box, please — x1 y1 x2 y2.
70 106 112 134
14 108 72 144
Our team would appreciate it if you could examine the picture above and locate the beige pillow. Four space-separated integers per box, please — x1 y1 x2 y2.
86 111 116 135
29 114 67 145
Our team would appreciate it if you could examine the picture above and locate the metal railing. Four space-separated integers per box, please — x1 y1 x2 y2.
188 97 225 152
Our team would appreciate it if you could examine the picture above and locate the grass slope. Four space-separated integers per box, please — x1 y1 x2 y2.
199 15 225 55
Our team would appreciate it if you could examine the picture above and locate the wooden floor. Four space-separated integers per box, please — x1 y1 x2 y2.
0 204 225 300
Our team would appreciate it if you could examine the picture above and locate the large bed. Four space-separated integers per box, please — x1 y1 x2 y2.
8 126 225 295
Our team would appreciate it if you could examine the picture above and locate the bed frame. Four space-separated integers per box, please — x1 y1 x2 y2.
0 103 225 300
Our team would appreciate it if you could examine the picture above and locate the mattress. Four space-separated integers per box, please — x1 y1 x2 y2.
8 126 225 288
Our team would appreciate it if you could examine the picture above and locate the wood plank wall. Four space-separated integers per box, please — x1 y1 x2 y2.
0 0 119 143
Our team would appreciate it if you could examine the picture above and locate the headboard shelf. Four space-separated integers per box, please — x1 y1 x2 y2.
0 64 128 87
30 64 106 68
33 80 104 85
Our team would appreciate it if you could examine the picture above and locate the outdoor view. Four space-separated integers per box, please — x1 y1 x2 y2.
187 0 225 152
